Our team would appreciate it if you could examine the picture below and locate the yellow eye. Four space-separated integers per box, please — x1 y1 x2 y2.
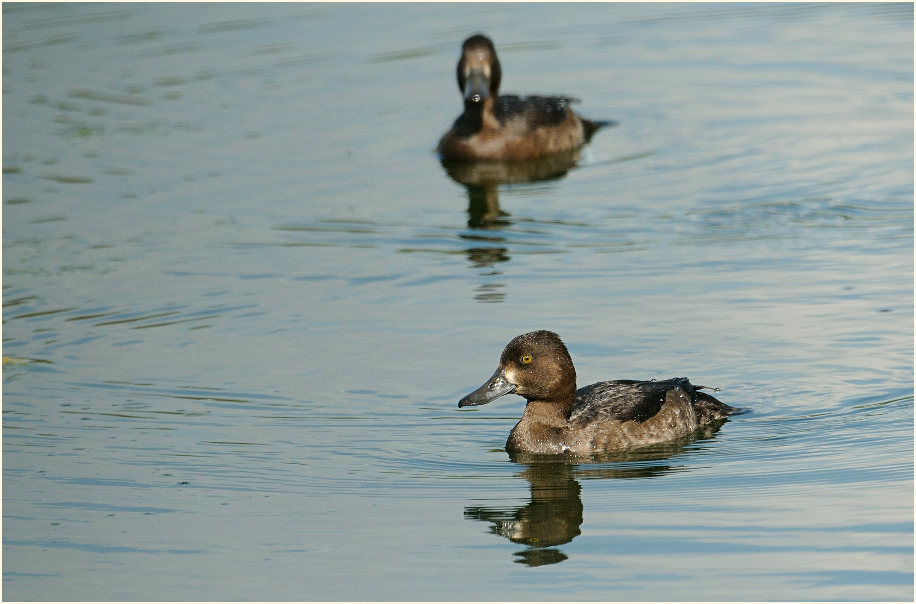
521 354 532 364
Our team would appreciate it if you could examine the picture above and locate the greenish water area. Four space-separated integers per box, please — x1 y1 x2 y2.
3 3 912 600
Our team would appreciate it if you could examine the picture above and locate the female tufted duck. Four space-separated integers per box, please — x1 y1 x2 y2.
438 35 608 162
458 330 739 455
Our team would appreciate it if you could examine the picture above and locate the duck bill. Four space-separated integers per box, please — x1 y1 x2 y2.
462 69 490 105
458 367 516 407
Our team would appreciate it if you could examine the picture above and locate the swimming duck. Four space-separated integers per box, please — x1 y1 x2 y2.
458 330 739 455
438 34 608 161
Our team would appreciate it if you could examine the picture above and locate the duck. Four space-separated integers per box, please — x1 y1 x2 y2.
438 34 609 162
458 330 740 455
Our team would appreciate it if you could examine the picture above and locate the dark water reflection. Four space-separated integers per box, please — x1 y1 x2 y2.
466 460 583 565
444 152 580 228
440 124 613 229
467 431 729 566
443 130 612 302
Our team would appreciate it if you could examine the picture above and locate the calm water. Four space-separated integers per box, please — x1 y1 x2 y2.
2 2 913 601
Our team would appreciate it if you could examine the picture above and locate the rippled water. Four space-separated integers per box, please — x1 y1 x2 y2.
3 2 913 601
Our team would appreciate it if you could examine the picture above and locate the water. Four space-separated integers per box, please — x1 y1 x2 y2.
2 2 912 600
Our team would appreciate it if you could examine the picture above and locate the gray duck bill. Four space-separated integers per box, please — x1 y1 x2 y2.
458 367 516 407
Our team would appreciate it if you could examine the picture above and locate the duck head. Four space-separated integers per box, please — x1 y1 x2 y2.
456 34 502 110
459 330 577 407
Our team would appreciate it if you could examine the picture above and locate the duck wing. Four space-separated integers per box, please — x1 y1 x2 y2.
494 94 576 127
570 377 731 425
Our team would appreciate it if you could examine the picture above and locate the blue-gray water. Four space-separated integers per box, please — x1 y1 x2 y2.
2 2 913 601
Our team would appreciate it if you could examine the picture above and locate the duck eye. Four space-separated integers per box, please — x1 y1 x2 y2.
521 354 532 364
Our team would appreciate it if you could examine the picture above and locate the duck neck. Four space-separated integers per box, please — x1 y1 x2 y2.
522 400 570 428
522 384 576 427
507 394 575 455
457 98 498 135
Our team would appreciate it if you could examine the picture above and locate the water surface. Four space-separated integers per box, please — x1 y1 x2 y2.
3 3 913 600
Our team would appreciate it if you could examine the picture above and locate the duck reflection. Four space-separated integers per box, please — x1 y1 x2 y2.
441 148 591 230
464 435 726 566
464 459 582 563
441 123 611 303
444 148 603 303
460 235 510 302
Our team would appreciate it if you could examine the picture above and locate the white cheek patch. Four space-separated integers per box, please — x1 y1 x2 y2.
503 366 518 385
